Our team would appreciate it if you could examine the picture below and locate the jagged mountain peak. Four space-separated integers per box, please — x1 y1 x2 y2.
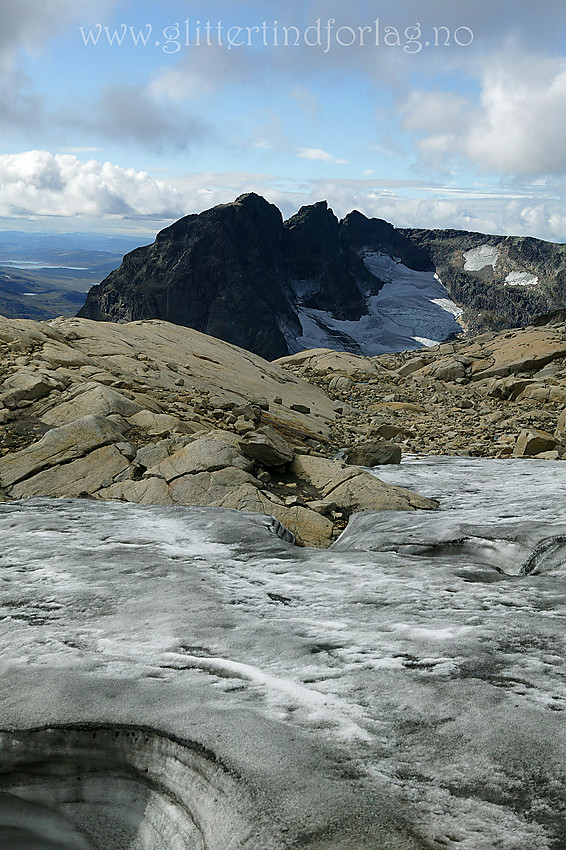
231 191 282 217
78 194 566 358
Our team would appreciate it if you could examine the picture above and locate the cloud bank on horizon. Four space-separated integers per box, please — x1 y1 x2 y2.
2 0 566 241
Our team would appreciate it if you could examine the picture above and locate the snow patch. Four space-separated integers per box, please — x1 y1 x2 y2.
161 652 371 742
430 297 463 318
463 245 499 271
504 271 539 287
288 278 319 301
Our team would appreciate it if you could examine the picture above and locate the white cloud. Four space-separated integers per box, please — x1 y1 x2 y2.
467 55 566 175
297 147 349 164
0 151 185 219
404 52 566 178
3 152 566 243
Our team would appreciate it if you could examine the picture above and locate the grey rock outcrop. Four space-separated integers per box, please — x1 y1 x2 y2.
0 415 127 489
41 383 143 425
290 455 437 513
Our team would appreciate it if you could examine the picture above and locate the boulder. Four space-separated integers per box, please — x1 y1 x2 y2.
344 440 401 466
1 371 58 406
239 426 294 467
432 359 467 382
0 314 339 443
397 356 429 377
305 499 338 516
326 472 437 513
208 396 235 410
167 467 261 505
489 377 536 401
102 465 333 547
149 431 253 481
248 396 269 410
371 423 415 440
41 383 144 425
328 376 353 391
216 484 334 548
234 418 255 434
232 404 261 422
127 410 196 436
556 409 566 440
512 429 562 458
270 504 334 548
290 455 437 512
370 402 426 413
135 437 192 469
0 415 127 489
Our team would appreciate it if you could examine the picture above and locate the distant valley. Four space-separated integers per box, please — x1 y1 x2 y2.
0 231 146 321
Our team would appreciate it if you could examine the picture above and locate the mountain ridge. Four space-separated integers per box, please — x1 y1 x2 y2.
77 193 566 358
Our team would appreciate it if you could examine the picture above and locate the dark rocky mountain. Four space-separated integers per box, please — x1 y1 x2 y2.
403 228 566 333
78 193 566 358
78 194 299 359
282 201 375 319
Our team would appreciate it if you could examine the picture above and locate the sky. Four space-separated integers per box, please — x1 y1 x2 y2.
2 0 566 241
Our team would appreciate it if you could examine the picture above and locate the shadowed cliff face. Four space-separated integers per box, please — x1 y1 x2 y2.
283 202 375 320
341 211 434 274
78 194 301 360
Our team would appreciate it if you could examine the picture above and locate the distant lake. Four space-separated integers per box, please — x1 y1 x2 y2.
0 260 90 270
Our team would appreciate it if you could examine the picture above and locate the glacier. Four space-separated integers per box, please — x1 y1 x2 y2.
287 252 464 356
0 456 565 847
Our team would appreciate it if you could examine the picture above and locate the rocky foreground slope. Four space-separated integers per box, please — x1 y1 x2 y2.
1 313 565 547
0 314 436 548
277 313 566 463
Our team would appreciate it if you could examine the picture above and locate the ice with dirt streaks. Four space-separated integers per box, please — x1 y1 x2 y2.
0 456 565 849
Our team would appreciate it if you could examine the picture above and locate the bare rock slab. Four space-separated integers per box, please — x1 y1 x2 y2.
291 455 437 512
150 430 254 481
10 444 131 499
0 415 127 489
41 383 143 426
